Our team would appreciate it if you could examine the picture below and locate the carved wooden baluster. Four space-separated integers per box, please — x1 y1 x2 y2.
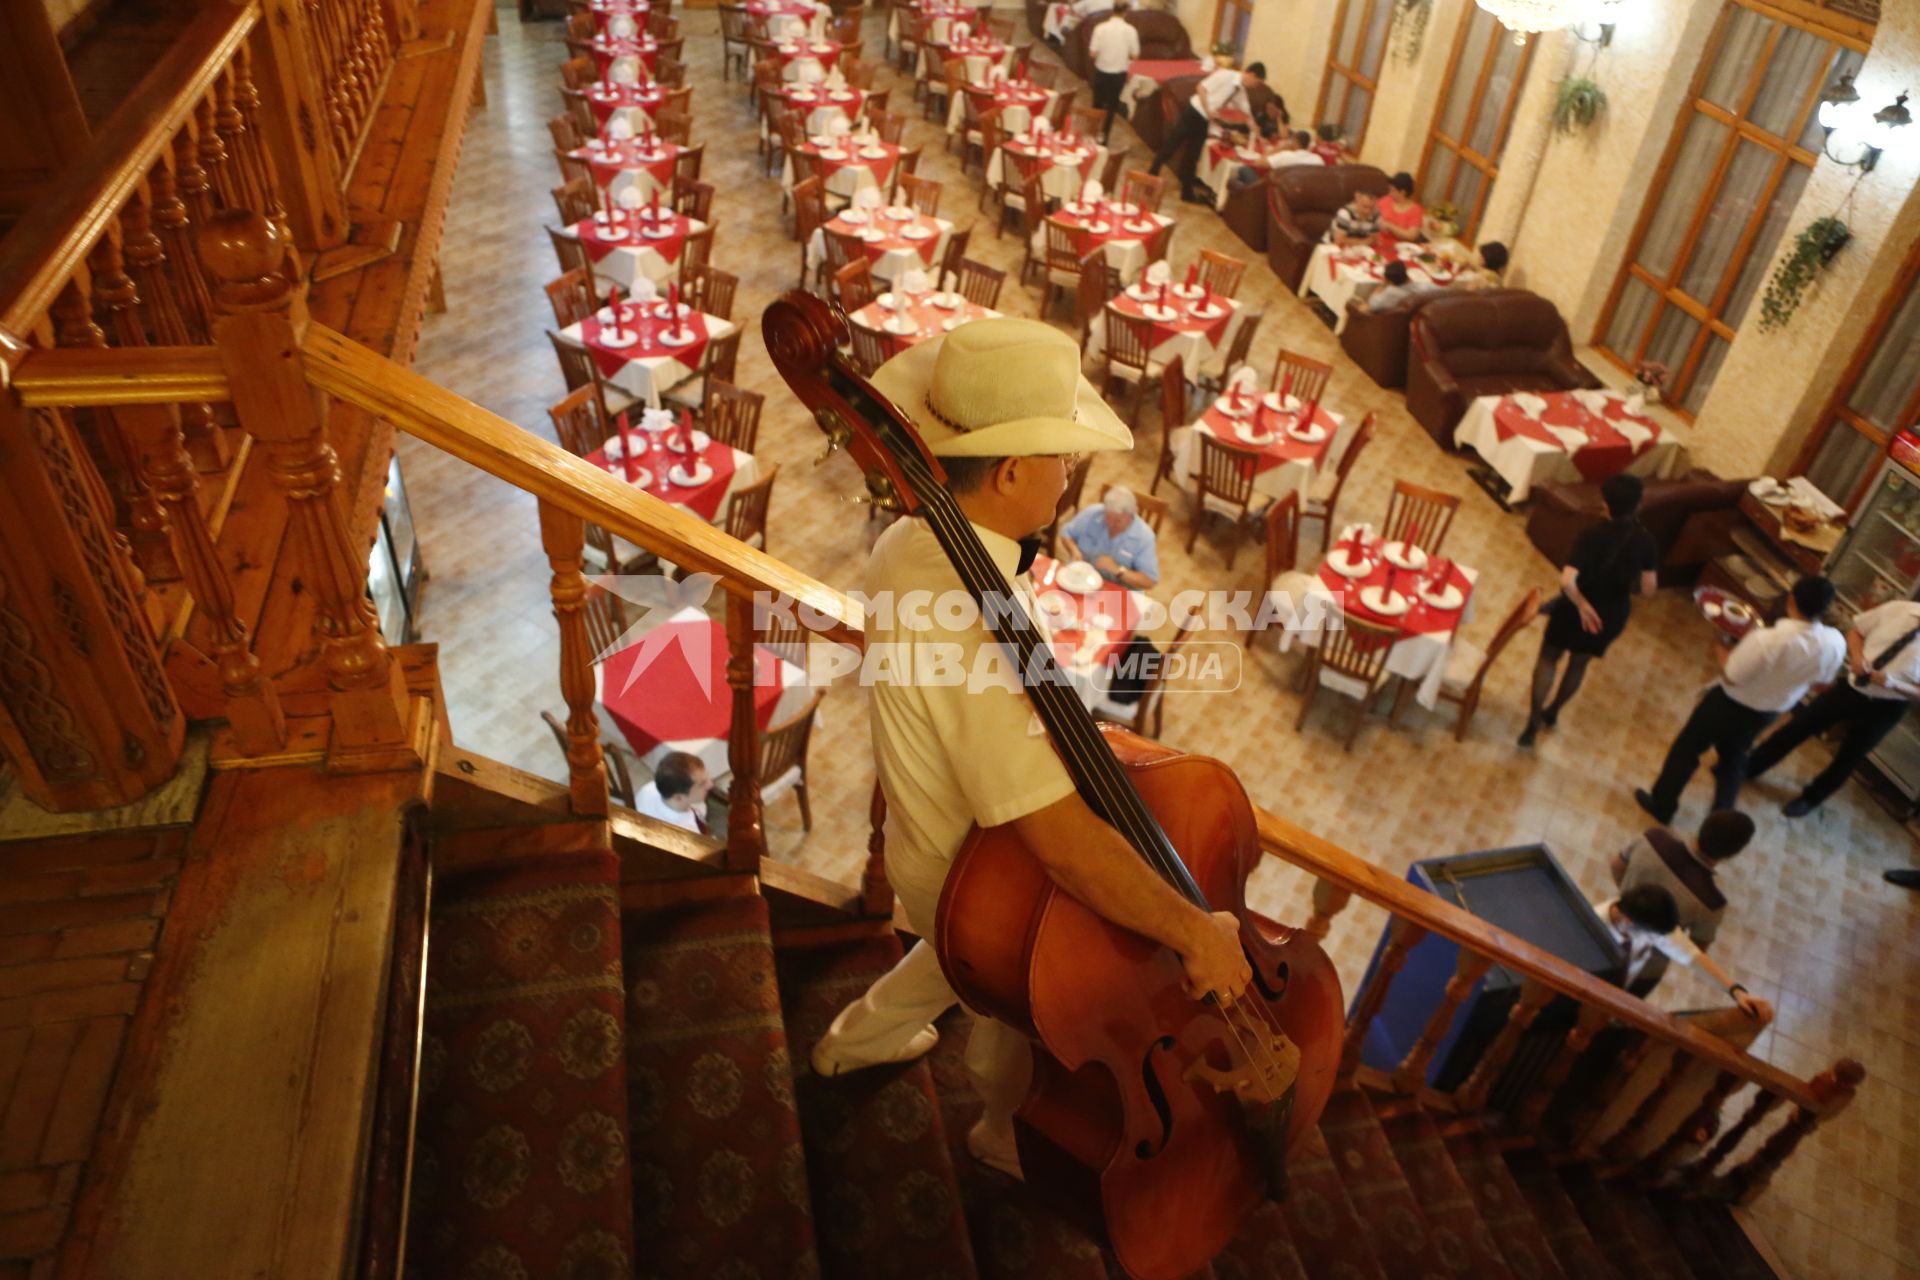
153 150 215 340
322 0 369 141
860 780 892 916
360 0 393 89
123 181 229 473
1338 915 1425 1082
1453 978 1553 1112
302 0 353 168
1392 946 1493 1093
1637 1069 1740 1179
537 498 609 815
1515 1000 1609 1130
213 66 267 218
230 45 291 238
1723 1059 1864 1205
1678 1087 1781 1194
118 402 286 754
1598 1042 1696 1161
201 209 416 762
1304 878 1350 942
1566 1029 1659 1149
196 95 239 214
725 592 768 871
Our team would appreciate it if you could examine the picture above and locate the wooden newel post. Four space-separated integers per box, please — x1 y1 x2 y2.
1305 878 1350 942
199 208 416 767
537 499 609 816
1724 1059 1864 1205
724 593 768 872
861 781 893 917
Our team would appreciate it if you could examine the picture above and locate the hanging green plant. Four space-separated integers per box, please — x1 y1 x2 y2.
1391 0 1433 63
1552 77 1608 135
1759 217 1851 333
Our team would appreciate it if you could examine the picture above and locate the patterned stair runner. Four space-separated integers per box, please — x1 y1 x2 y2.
623 894 820 1278
1314 1088 1448 1279
1441 1130 1572 1280
775 935 978 1280
1557 1162 1695 1280
1678 1202 1779 1280
1586 1172 1700 1280
1376 1107 1515 1279
1211 1201 1308 1280
410 848 635 1278
1273 1114 1388 1277
1504 1150 1623 1280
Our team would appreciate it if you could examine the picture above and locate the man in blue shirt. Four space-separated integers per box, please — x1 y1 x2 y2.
1058 485 1159 588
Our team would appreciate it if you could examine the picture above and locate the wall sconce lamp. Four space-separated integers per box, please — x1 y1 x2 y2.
1575 0 1625 46
1819 73 1912 174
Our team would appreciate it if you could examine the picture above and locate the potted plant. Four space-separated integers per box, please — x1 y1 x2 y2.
1424 199 1459 242
1552 77 1607 136
1759 216 1851 333
1633 361 1670 405
1392 0 1433 63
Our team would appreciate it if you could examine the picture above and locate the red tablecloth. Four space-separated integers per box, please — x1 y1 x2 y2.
964 81 1050 115
1053 202 1164 255
778 85 866 117
1113 284 1233 350
585 82 666 127
1491 391 1661 483
579 304 712 383
746 0 814 18
1128 58 1208 83
585 416 739 521
1326 238 1464 284
1032 555 1141 668
575 138 680 192
851 291 995 355
934 35 1008 62
1196 398 1337 478
1314 536 1473 636
574 210 693 265
589 35 661 78
771 39 842 69
795 139 901 188
592 7 650 35
600 618 785 756
1005 135 1100 186
828 209 946 265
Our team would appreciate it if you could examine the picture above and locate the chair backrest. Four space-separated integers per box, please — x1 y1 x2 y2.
566 12 594 40
756 607 809 672
544 269 595 329
683 263 739 322
1264 491 1301 584
1133 607 1202 737
554 148 593 188
560 87 597 139
845 58 878 90
760 692 823 786
725 464 779 546
1195 431 1259 510
862 87 890 116
1159 354 1187 432
719 4 748 41
704 381 764 453
1019 175 1047 239
548 384 604 458
1381 480 1461 556
874 110 907 144
661 86 693 117
656 55 687 88
1098 145 1126 193
1322 411 1376 508
1101 484 1169 533
656 109 693 145
1121 169 1166 213
848 318 891 376
980 112 1006 181
672 178 715 223
546 222 591 277
1214 307 1261 382
1103 304 1156 375
1196 249 1248 299
986 15 1016 42
1318 614 1399 687
548 329 596 395
1143 219 1175 265
1271 348 1332 402
582 584 627 657
648 11 679 39
1465 587 1544 700
548 114 582 153
1044 217 1083 274
956 258 1006 309
899 172 942 216
561 56 597 89
894 146 922 183
706 329 743 384
794 176 829 243
1075 257 1110 343
1041 455 1093 555
822 228 865 273
673 141 704 183
1028 61 1058 88
1046 87 1076 129
835 259 878 312
940 224 972 283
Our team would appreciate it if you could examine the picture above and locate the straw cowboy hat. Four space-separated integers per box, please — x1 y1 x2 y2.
869 317 1133 459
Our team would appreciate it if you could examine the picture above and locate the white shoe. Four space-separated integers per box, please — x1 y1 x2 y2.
809 1023 939 1077
967 1118 1025 1180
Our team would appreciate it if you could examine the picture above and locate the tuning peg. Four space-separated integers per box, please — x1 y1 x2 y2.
813 407 854 467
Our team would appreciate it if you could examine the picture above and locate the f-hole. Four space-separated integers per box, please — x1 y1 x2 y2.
1251 960 1290 1002
1134 1035 1178 1159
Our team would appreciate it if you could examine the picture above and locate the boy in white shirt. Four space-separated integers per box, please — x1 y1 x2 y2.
634 751 713 834
1087 1 1140 144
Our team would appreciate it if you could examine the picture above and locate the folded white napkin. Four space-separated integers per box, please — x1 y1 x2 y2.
1144 261 1171 287
1546 425 1590 453
1614 417 1654 450
631 276 659 302
1033 115 1053 135
617 188 645 212
1571 389 1610 414
825 67 847 89
898 268 931 294
853 186 884 210
611 58 641 85
828 116 852 136
952 20 971 38
797 62 826 84
606 116 635 140
1510 391 1548 417
1228 366 1259 394
988 65 1006 83
1623 392 1648 418
1080 178 1103 202
1337 523 1377 547
609 14 637 37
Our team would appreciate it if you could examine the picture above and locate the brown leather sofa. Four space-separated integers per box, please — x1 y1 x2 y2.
1028 0 1047 36
1405 289 1603 447
1525 471 1751 586
1221 170 1270 250
1338 290 1447 389
1264 163 1389 292
1063 10 1194 81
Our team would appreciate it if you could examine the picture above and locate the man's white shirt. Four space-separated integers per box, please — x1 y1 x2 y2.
1088 14 1139 74
1192 67 1247 119
1853 600 1920 701
636 780 702 833
1719 617 1846 713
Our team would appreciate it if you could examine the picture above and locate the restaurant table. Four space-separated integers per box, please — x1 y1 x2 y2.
746 0 825 40
1087 279 1245 371
596 605 809 778
1169 391 1340 508
564 209 706 293
587 32 660 80
807 206 955 287
947 79 1054 137
1454 388 1687 504
849 288 1001 356
769 37 842 81
1197 138 1269 210
1300 238 1467 333
572 137 681 207
1032 200 1171 285
1274 527 1480 711
591 7 650 38
582 81 670 134
783 137 903 202
1031 554 1149 709
560 299 739 408
769 84 867 137
891 0 972 45
920 33 1011 81
1120 58 1209 115
989 132 1108 206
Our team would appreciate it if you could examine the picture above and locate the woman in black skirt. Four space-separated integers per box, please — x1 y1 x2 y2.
1520 474 1660 747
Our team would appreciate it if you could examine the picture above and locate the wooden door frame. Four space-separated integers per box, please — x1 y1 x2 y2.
1414 7 1534 241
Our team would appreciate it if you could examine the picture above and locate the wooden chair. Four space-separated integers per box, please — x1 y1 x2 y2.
582 583 627 655
1040 217 1085 318
560 87 598 141
1150 357 1186 496
1040 456 1091 558
724 464 779 550
985 14 1015 42
821 227 866 281
656 109 693 146
1402 588 1545 741
1186 432 1262 570
541 710 638 809
566 12 595 41
861 86 891 117
647 11 680 40
665 328 743 416
672 142 705 187
953 258 1005 309
1027 61 1058 89
937 224 972 290
1093 608 1201 740
1098 146 1126 194
873 110 908 144
544 269 595 329
655 55 688 89
561 56 597 90
890 147 923 204
659 86 694 119
1068 104 1103 141
898 171 942 217
793 177 829 286
1271 348 1332 403
756 692 824 830
701 381 765 454
1046 87 1076 131
1195 249 1248 299
848 317 891 376
1075 258 1111 353
680 224 715 273
681 263 739 322
835 258 878 312
1143 220 1175 269
671 178 715 224
1098 303 1160 428
1100 484 1169 534
654 36 687 66
1194 308 1261 397
1260 493 1321 639
554 148 594 189
719 4 752 80
551 175 595 226
546 223 590 276
548 384 607 458
1121 169 1167 213
753 56 785 109
1296 614 1401 751
1300 411 1377 551
547 330 634 435
1016 177 1048 285
845 59 880 91
1382 481 1462 557
548 114 583 154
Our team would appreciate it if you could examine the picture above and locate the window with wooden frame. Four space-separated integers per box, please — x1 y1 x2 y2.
1795 239 1920 510
1593 0 1869 415
1212 0 1256 58
1416 6 1533 241
1316 0 1398 150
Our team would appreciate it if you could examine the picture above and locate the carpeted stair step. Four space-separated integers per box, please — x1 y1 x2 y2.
1271 1120 1388 1278
1651 1196 1735 1280
1211 1201 1309 1280
1503 1150 1623 1280
1441 1130 1572 1280
1377 1106 1515 1279
410 846 636 1278
1314 1088 1449 1279
623 893 820 1279
1557 1163 1694 1280
775 934 977 1280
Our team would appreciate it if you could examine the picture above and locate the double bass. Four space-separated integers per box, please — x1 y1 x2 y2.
762 292 1344 1280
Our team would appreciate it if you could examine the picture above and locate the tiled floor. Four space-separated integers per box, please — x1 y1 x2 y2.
407 8 1919 1276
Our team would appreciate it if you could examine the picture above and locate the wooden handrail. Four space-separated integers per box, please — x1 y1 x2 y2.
0 3 259 337
1252 808 1822 1109
300 323 867 650
7 346 230 405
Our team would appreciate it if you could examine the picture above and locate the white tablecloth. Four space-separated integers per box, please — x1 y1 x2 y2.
1168 402 1343 508
946 84 1056 137
1299 241 1466 334
1085 289 1247 371
806 212 955 288
561 215 707 293
558 310 739 408
1198 140 1264 210
1455 392 1690 504
987 138 1107 206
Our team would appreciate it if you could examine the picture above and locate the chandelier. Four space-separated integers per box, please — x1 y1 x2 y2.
1475 0 1624 43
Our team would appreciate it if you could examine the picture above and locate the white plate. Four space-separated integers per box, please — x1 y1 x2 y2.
859 228 888 242
1419 583 1464 612
831 91 858 102
884 205 916 220
1139 304 1176 322
789 89 817 101
1722 600 1754 626
884 315 917 335
1171 284 1204 299
1287 423 1328 444
1111 202 1138 216
1212 396 1253 419
808 134 834 147
1056 561 1103 595
1326 549 1371 579
860 146 890 159
1359 586 1410 617
596 328 638 349
1190 304 1227 321
1083 220 1111 235
820 148 849 160
900 225 935 240
602 434 644 458
1235 426 1275 446
668 462 715 487
659 327 697 346
1125 220 1157 233
1382 541 1428 571
608 464 654 487
929 292 961 310
1263 392 1297 413
1125 283 1154 301
1037 593 1073 621
838 210 869 225
642 224 674 238
1063 202 1092 216
1703 600 1723 619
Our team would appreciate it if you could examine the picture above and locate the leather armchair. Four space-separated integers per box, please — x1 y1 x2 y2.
1221 171 1270 251
1338 291 1444 389
1405 289 1602 447
1526 470 1751 586
1063 10 1193 80
1264 163 1389 292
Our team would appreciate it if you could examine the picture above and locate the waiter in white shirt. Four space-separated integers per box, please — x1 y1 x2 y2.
634 750 714 834
1087 1 1140 145
1149 60 1266 204
1637 576 1845 824
1744 597 1920 816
